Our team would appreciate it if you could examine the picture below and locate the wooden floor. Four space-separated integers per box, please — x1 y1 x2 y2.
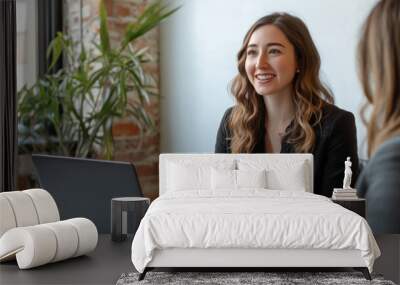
0 234 134 285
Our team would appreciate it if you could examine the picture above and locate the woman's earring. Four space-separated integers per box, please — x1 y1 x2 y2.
296 69 300 73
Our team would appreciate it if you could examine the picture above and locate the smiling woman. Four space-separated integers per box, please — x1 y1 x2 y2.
215 13 360 197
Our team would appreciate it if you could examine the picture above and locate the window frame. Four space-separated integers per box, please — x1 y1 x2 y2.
37 0 63 76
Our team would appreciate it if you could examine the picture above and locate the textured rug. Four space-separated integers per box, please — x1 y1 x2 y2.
116 271 396 285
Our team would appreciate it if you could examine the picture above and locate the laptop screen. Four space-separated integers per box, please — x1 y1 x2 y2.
32 154 144 233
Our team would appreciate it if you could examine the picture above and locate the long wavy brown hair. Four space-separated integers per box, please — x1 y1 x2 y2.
358 0 400 157
229 13 334 153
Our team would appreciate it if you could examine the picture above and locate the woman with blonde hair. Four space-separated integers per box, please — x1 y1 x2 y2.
215 13 359 197
356 0 400 233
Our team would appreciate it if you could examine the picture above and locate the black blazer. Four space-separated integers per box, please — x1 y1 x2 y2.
215 104 359 197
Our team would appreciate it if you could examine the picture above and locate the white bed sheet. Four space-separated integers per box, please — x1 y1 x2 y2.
131 190 380 273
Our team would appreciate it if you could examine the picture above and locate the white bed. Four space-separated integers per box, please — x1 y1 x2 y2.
131 154 380 280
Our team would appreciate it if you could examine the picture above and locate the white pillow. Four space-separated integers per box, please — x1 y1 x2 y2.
211 168 267 190
238 159 308 192
211 168 236 190
167 160 235 191
267 164 307 191
236 169 267 188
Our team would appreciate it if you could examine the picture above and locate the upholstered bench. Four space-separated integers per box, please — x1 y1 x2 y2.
0 188 98 269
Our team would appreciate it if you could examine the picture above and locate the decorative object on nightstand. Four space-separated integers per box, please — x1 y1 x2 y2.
332 157 359 200
111 197 150 242
331 198 366 218
332 188 358 199
343 157 353 189
331 157 365 217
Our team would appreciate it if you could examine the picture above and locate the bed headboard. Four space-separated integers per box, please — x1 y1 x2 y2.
159 153 314 196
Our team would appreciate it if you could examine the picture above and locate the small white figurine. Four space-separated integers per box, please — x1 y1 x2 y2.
343 157 352 189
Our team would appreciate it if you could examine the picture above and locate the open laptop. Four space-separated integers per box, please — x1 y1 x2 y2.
32 154 144 233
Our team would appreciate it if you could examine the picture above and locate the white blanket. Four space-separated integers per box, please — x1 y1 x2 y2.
131 190 380 273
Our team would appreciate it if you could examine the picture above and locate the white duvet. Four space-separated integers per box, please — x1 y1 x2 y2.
131 190 380 273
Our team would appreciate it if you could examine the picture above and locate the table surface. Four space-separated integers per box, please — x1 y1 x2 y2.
0 234 134 285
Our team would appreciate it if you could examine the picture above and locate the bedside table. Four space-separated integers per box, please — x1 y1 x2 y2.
331 198 366 218
111 197 150 242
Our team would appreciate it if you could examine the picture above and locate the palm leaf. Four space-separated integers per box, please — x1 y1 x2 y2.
47 32 64 70
121 1 180 51
99 0 111 57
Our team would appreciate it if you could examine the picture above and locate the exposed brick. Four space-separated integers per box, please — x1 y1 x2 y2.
113 150 157 164
108 19 128 33
104 0 113 16
136 162 158 177
114 3 132 17
145 191 159 202
112 121 140 136
145 133 159 147
140 174 158 185
139 174 159 200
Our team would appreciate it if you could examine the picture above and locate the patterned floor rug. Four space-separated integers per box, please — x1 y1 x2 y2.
116 271 396 285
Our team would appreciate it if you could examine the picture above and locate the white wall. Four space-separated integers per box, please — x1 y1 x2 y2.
160 0 378 158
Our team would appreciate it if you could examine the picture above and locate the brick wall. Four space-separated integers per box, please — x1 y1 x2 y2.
64 0 160 200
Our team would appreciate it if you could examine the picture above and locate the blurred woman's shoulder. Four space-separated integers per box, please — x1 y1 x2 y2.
370 135 400 166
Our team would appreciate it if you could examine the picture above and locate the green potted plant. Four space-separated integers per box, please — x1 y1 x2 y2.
18 0 178 159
